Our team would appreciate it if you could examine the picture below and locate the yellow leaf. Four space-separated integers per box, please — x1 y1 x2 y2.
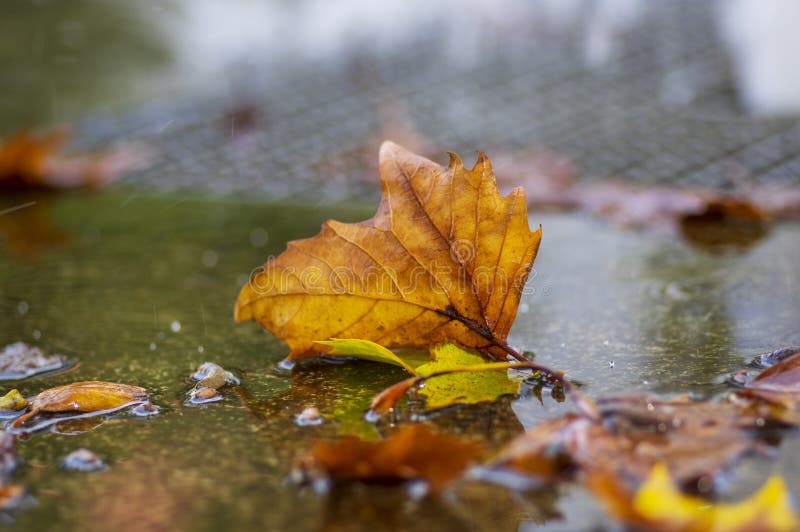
314 338 418 375
235 142 541 361
633 463 798 532
0 389 27 411
415 343 520 410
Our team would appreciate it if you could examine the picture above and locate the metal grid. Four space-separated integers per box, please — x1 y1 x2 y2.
74 1 799 200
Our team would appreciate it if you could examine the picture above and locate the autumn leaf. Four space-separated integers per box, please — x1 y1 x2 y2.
589 463 798 532
294 423 484 492
10 381 156 433
315 338 418 375
0 389 27 411
0 128 148 190
415 343 521 410
235 142 541 362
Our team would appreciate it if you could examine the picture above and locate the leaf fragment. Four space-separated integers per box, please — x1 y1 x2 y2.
314 338 418 375
0 390 27 411
235 142 541 361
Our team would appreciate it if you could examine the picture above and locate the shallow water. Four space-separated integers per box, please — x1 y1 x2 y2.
0 190 799 530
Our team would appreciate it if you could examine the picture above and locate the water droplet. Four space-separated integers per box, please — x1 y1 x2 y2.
249 227 269 247
275 358 295 375
149 343 157 351
62 448 106 472
202 250 219 268
363 410 381 423
17 301 28 315
519 302 530 313
756 417 765 427
170 321 181 333
608 360 615 368
295 406 323 426
406 480 429 500
32 330 41 340
646 403 655 412
197 345 204 353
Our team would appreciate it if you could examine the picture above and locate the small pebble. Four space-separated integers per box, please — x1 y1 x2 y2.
62 448 106 472
295 406 323 426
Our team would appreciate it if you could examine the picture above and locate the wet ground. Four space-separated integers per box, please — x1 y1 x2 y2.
2 1 800 529
1 190 798 530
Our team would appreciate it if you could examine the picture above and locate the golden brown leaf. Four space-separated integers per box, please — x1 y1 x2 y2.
296 423 484 491
11 381 150 430
235 142 541 361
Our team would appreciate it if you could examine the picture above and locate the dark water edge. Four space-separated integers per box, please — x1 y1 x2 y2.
0 190 798 531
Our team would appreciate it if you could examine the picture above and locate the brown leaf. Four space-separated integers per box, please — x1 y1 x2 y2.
0 128 148 190
738 350 800 413
11 381 151 432
295 423 483 492
235 142 541 361
492 395 762 487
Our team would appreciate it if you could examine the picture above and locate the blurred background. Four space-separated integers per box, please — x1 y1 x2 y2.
2 0 800 200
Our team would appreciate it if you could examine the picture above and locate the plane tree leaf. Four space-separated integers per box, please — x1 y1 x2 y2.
235 142 541 362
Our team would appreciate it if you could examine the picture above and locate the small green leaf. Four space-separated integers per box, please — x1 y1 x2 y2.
415 344 521 410
314 338 418 375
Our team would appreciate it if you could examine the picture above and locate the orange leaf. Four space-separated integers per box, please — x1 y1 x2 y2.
297 423 483 491
235 142 541 361
11 381 151 431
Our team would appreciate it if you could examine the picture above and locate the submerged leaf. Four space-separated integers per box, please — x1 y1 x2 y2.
10 381 153 432
415 344 520 410
0 342 72 380
591 463 798 532
235 142 541 361
315 338 418 375
295 423 483 492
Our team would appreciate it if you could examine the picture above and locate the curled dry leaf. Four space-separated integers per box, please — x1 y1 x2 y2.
0 342 72 380
0 128 149 190
588 463 798 532
295 423 483 492
10 381 152 433
235 142 541 362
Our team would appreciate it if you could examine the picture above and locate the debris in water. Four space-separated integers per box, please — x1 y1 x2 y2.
185 362 240 406
0 342 73 380
0 390 27 411
62 448 106 472
295 406 323 426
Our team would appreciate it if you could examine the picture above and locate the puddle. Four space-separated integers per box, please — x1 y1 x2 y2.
1 190 799 530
